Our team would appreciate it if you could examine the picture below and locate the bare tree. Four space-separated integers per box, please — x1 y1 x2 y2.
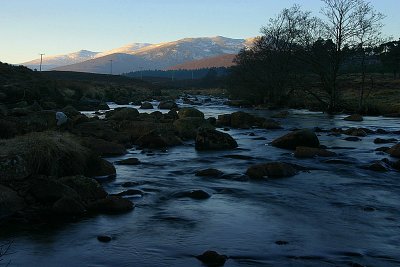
320 0 384 112
354 2 385 110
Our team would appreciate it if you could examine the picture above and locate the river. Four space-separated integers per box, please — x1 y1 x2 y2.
1 96 400 266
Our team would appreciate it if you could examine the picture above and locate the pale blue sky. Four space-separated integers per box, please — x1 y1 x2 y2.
0 0 399 64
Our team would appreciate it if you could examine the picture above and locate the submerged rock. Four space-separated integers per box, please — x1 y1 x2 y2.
374 138 398 144
173 190 211 200
294 146 336 158
195 128 238 151
97 235 112 242
196 250 228 267
344 114 363 121
246 162 297 179
271 129 319 150
115 158 141 165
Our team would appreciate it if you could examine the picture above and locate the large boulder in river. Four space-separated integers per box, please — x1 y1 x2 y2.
246 162 297 179
272 129 320 150
158 100 178 110
196 250 228 267
178 107 204 119
80 137 127 157
230 111 265 129
195 128 238 151
107 107 139 121
173 117 214 139
135 130 182 148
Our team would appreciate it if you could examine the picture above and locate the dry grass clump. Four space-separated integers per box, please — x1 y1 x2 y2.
0 131 90 177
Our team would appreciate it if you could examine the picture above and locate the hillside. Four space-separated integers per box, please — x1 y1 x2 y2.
168 54 236 70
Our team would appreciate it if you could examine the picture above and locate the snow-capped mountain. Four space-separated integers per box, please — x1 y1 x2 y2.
22 50 101 71
95 43 152 58
24 36 255 74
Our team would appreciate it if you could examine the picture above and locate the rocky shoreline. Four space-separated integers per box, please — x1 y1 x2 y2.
2 96 400 230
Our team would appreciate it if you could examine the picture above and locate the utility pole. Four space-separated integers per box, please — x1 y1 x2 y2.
191 70 194 80
39 53 45 71
140 67 143 80
172 70 174 81
109 60 113 75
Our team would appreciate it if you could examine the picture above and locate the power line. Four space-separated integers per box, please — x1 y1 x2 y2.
39 53 45 71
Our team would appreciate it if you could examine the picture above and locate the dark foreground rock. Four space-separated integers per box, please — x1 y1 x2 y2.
271 129 320 150
0 132 133 225
195 128 238 151
196 250 228 267
140 102 153 109
158 100 178 110
246 162 298 179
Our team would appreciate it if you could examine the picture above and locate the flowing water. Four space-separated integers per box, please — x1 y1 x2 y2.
2 96 400 266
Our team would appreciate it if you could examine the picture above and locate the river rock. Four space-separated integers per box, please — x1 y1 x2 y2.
158 100 178 110
0 185 26 218
52 197 86 216
195 128 238 151
173 190 211 200
62 105 81 118
173 117 213 139
294 146 337 158
88 196 134 214
195 168 224 177
140 102 153 109
374 138 398 144
80 137 127 157
108 107 139 121
344 114 363 121
178 107 204 119
246 162 297 179
59 175 107 202
271 111 289 118
363 161 389 172
115 158 141 165
196 250 228 267
344 128 367 137
271 129 319 150
262 119 282 129
86 158 116 179
216 114 231 127
135 130 182 148
29 178 79 203
230 111 264 129
97 235 112 242
387 144 400 158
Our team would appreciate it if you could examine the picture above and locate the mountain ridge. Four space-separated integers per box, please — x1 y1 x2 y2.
22 36 255 73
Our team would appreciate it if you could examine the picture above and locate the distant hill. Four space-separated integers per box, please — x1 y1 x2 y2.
41 36 255 74
168 54 237 70
22 50 101 71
